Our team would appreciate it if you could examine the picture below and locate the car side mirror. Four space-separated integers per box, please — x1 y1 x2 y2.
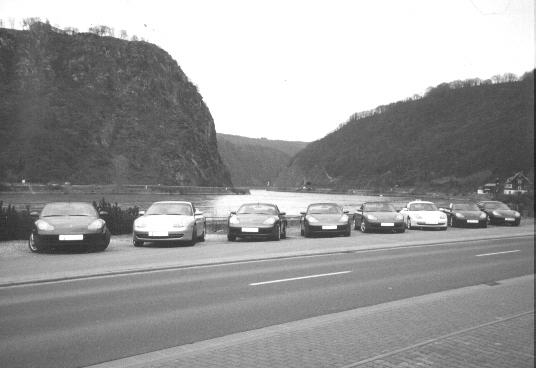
343 210 349 214
30 211 40 218
99 210 109 217
195 210 203 216
300 211 306 215
138 210 145 216
401 208 408 212
230 211 236 215
279 212 286 216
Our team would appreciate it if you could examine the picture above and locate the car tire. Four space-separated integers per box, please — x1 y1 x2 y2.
300 226 304 236
449 217 455 227
272 224 281 241
353 218 359 230
93 243 108 252
344 225 351 237
360 220 368 233
281 224 287 239
399 227 406 233
133 240 144 247
227 233 236 241
188 226 197 246
514 219 520 226
406 217 412 230
199 223 206 242
28 233 43 253
480 222 487 228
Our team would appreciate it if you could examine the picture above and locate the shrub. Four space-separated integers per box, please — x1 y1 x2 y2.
92 198 139 235
0 202 33 240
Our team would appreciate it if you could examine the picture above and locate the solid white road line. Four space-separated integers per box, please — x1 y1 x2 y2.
249 271 352 286
475 250 520 257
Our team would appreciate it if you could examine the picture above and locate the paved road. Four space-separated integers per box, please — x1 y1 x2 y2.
0 235 533 368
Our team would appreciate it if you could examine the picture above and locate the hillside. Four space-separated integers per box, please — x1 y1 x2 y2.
0 23 231 186
275 72 534 191
217 134 308 186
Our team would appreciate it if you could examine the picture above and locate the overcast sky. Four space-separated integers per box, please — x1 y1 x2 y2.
1 0 534 142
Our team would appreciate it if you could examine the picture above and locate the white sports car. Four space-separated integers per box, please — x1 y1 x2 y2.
133 201 206 246
400 200 447 230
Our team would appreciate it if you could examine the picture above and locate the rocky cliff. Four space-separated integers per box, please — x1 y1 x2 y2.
0 23 231 186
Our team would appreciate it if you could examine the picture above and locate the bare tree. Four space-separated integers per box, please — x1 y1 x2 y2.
131 35 139 41
119 29 128 40
0 19 4 28
8 17 15 28
22 17 41 29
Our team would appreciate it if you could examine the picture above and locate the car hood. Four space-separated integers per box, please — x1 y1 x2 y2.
306 214 346 224
489 209 517 217
364 212 403 222
233 214 278 226
136 215 194 229
38 216 97 233
454 210 485 219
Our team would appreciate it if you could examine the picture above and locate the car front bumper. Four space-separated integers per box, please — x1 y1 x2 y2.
305 223 350 235
365 221 406 231
488 216 520 225
33 232 110 248
228 225 276 238
133 229 194 242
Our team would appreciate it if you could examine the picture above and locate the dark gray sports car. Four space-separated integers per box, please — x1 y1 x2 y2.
227 203 287 241
29 202 111 253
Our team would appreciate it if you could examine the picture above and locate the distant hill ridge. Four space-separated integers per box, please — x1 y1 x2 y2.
216 133 308 187
275 71 534 191
0 22 231 186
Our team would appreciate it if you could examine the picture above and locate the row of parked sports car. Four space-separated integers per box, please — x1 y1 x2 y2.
27 199 521 253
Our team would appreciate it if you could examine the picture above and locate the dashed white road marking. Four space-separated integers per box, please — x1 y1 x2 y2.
476 250 520 257
250 271 351 286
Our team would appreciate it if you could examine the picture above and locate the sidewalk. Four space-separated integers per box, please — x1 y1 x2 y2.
88 276 534 368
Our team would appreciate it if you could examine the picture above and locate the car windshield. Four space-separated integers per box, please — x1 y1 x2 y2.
146 203 193 216
483 202 510 210
237 204 277 215
41 203 97 217
408 203 438 211
364 203 396 212
452 203 480 211
307 204 342 214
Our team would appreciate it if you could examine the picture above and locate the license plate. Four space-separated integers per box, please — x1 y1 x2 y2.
467 220 478 223
380 223 394 227
59 235 83 241
505 218 515 221
322 225 337 230
149 231 168 237
242 227 259 233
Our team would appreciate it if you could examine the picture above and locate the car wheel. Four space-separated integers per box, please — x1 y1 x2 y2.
406 217 412 230
93 243 108 252
354 218 359 230
133 240 144 247
28 233 42 253
272 224 281 241
360 220 368 233
449 216 455 227
398 227 406 233
199 223 206 241
344 225 351 237
188 226 197 246
514 219 520 226
281 224 287 239
227 233 236 241
487 216 491 225
300 226 304 236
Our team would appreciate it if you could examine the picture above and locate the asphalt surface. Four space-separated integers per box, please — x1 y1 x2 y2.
0 233 533 368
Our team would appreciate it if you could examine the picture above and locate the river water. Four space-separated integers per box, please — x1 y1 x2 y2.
2 189 424 218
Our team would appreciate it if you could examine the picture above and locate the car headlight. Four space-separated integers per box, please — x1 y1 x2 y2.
492 211 500 216
172 221 186 228
88 219 105 230
455 213 464 219
306 215 319 223
415 214 423 220
229 215 240 225
440 214 447 220
366 214 377 221
514 211 520 217
339 214 349 223
479 213 487 219
395 214 403 221
36 220 54 231
263 217 277 225
134 219 147 229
